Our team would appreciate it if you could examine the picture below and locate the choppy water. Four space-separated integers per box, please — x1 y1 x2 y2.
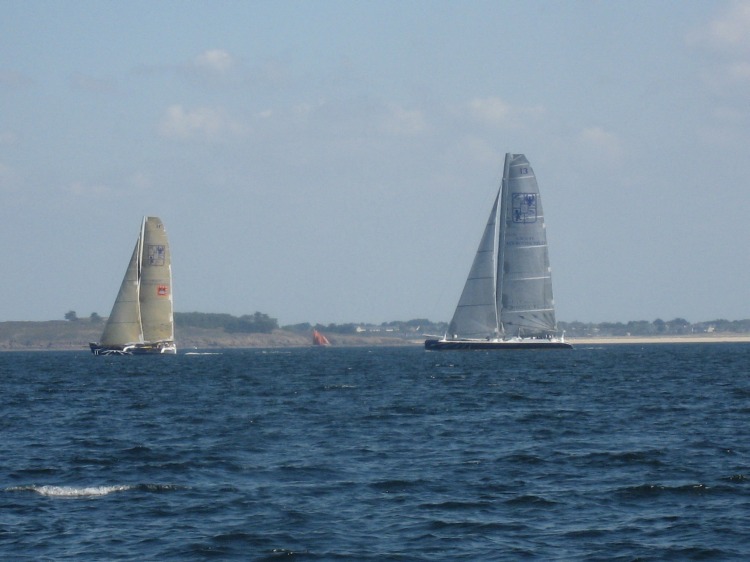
2 344 750 560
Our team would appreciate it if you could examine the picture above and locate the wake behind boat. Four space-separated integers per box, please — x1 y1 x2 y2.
426 153 571 351
90 216 176 355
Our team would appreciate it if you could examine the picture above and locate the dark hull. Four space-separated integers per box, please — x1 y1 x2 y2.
425 339 572 351
89 342 177 355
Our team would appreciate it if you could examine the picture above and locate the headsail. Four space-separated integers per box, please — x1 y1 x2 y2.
100 234 144 346
448 191 501 339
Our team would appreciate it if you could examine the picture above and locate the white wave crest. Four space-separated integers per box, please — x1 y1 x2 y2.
10 485 132 497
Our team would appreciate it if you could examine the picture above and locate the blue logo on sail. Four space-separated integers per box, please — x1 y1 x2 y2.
512 193 537 223
148 245 166 266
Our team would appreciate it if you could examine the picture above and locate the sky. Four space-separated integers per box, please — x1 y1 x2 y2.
2 0 749 326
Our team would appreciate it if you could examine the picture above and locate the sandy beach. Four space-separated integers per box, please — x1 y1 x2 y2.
569 334 750 345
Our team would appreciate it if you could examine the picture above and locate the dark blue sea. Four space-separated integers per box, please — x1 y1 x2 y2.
2 344 750 560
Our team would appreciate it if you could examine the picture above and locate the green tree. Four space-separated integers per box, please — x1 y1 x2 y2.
64 310 78 321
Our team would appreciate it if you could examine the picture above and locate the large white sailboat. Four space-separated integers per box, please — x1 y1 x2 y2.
425 154 571 350
90 217 176 355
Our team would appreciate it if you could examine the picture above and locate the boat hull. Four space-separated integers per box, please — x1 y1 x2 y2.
89 342 177 355
424 338 572 351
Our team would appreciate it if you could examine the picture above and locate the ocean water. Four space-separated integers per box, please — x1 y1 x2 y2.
2 344 750 560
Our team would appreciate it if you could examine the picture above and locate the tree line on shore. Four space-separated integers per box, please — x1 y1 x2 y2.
559 318 750 337
63 310 750 337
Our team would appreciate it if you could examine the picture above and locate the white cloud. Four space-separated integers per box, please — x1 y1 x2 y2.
696 58 750 95
0 131 19 145
193 49 235 74
0 70 34 89
467 96 545 128
699 0 750 52
726 60 750 80
713 105 748 122
456 135 502 166
0 162 18 191
70 73 117 94
64 181 115 197
468 97 511 124
576 126 623 164
292 102 315 117
158 104 245 141
129 172 153 190
700 103 750 146
688 1 750 88
379 106 427 135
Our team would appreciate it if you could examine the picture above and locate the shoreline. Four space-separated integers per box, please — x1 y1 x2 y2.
568 334 750 345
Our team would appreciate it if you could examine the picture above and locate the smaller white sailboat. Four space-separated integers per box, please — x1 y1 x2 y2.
90 216 176 355
425 153 571 350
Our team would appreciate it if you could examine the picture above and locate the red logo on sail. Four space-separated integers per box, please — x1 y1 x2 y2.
157 285 169 296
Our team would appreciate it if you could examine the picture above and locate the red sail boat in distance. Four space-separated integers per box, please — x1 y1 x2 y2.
312 329 331 346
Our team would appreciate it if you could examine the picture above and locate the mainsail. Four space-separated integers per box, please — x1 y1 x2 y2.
92 216 175 354
497 154 556 337
139 218 174 344
443 153 562 344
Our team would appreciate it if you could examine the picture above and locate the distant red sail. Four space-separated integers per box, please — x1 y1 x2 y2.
312 330 331 346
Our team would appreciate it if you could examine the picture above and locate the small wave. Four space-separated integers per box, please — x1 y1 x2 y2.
617 482 711 498
724 474 749 482
370 479 425 491
134 483 185 493
577 449 665 467
7 484 132 497
419 500 491 510
185 352 222 355
501 452 545 464
504 494 557 506
6 483 184 498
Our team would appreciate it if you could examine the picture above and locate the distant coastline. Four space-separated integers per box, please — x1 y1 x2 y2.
0 321 415 351
569 334 750 345
1 320 749 351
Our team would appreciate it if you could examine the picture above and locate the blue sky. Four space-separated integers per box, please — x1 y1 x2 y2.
2 1 749 325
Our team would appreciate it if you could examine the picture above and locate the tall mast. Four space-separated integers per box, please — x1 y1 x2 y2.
495 153 512 337
136 216 146 339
